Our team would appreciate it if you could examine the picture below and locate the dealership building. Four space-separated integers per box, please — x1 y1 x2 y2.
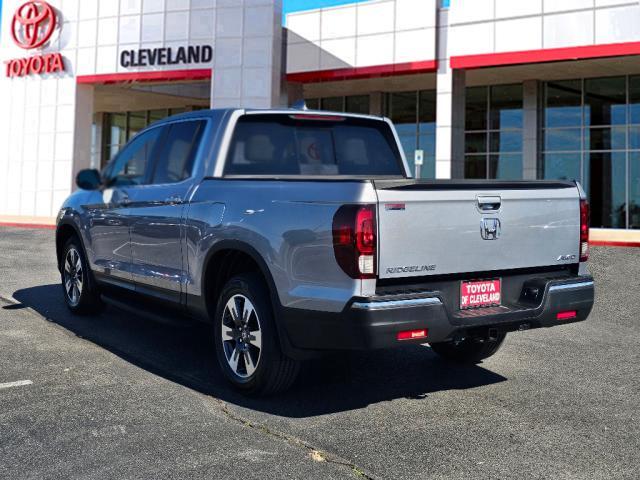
1 0 640 241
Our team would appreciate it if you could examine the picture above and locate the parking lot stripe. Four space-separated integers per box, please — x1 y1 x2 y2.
0 380 33 390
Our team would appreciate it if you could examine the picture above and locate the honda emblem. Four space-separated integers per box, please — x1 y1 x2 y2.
480 218 501 240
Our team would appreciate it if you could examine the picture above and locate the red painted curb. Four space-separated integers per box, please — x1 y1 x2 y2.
591 241 640 248
0 222 56 230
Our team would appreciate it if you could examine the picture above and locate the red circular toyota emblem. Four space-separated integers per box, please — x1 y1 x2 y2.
11 1 57 50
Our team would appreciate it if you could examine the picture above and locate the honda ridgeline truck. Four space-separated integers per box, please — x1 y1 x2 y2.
56 109 595 395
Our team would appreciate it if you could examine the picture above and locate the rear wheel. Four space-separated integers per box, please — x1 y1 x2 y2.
60 237 103 314
429 333 506 364
214 273 300 396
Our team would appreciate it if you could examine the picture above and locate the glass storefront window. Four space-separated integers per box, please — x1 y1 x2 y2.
586 127 626 151
109 113 127 146
320 97 343 112
584 77 627 126
464 156 486 179
464 84 523 180
545 128 581 152
385 90 437 178
584 152 627 229
489 84 523 130
465 133 486 154
306 95 371 115
489 154 523 180
542 75 640 229
128 111 148 139
490 131 522 153
305 98 320 110
545 80 582 128
542 153 581 181
465 86 487 131
630 153 640 229
345 95 369 114
101 107 200 167
629 77 640 125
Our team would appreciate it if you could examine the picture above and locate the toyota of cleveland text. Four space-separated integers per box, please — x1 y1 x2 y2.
56 108 595 395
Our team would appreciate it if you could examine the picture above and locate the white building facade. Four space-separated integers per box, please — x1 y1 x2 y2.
1 0 640 237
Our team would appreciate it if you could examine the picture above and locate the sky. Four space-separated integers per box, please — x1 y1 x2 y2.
283 0 370 15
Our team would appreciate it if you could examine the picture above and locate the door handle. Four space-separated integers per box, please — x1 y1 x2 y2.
119 193 132 206
165 195 183 205
477 196 501 212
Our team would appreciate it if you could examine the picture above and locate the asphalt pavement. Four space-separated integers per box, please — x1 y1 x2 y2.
0 226 638 479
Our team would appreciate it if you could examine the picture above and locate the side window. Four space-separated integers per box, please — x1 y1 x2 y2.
151 121 205 184
108 127 162 186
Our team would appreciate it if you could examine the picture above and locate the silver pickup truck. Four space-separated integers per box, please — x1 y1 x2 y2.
57 109 595 395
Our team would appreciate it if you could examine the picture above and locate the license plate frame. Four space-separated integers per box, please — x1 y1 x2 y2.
460 279 502 310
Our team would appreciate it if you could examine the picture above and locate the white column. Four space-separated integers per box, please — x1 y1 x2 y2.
72 84 95 189
435 8 466 179
522 80 539 180
212 0 284 109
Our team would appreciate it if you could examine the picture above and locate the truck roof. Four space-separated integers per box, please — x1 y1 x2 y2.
149 108 386 128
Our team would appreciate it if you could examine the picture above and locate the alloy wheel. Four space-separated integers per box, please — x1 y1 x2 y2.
221 294 262 378
63 247 83 307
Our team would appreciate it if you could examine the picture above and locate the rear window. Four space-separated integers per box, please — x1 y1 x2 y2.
224 114 404 177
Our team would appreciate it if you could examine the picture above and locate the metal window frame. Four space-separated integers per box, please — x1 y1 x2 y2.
464 84 524 180
541 75 634 229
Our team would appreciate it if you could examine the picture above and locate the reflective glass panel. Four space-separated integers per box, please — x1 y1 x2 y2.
586 127 626 151
465 133 486 154
542 153 581 181
489 154 523 180
305 98 320 110
544 128 581 152
629 126 640 150
464 155 486 179
584 77 627 126
128 111 148 140
630 153 640 229
465 86 487 131
389 92 417 124
489 131 522 153
345 95 370 114
149 109 169 124
109 113 127 146
320 97 343 112
545 80 582 128
490 84 523 130
584 152 627 228
629 76 640 124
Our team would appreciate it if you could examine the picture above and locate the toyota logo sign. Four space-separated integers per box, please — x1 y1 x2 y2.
11 1 57 50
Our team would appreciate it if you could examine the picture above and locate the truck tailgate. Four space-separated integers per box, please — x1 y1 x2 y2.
374 181 581 279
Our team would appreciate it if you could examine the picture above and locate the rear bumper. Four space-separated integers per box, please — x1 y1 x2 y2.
280 276 594 354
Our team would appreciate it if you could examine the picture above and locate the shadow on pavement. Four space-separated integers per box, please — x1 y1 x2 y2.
11 284 507 417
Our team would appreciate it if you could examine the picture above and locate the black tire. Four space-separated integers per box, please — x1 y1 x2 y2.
429 332 507 364
214 273 300 396
60 236 103 315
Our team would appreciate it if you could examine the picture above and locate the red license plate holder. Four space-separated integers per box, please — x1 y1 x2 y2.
460 279 502 310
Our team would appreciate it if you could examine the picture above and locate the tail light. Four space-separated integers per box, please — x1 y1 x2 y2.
557 311 577 321
332 204 377 279
580 199 590 262
397 329 428 341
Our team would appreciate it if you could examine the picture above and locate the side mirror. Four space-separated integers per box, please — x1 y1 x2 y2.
76 169 102 191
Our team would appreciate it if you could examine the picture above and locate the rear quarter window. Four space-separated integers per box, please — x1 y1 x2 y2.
225 114 405 177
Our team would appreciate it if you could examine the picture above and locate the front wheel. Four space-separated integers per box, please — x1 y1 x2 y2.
429 332 507 364
60 237 103 314
214 273 300 396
